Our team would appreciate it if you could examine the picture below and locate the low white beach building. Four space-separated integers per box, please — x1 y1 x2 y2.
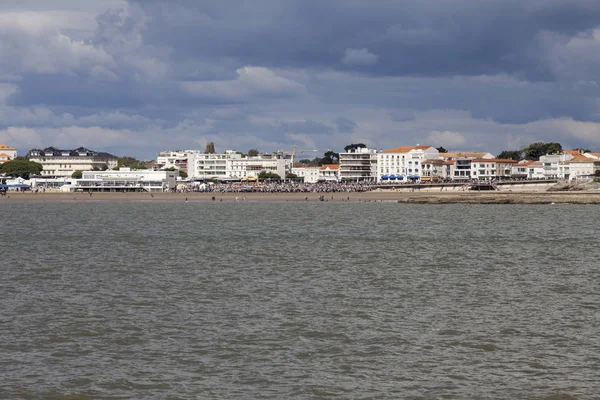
73 168 177 192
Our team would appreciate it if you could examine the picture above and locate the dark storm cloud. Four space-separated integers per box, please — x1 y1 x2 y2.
129 0 600 80
334 118 357 133
8 74 143 109
3 0 600 157
277 120 333 135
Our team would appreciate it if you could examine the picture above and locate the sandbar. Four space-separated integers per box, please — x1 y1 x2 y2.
3 190 600 204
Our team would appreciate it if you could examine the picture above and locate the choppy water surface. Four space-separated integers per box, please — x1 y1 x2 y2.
1 201 599 399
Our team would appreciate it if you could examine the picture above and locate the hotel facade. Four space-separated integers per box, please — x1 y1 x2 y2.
27 147 118 178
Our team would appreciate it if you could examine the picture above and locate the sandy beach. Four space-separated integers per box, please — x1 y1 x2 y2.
3 190 600 204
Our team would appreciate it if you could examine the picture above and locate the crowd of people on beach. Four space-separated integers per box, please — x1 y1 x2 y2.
183 181 376 193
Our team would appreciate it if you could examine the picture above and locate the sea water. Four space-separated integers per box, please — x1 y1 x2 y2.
1 201 599 399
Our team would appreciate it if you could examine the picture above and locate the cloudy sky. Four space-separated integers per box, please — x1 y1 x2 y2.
2 0 600 159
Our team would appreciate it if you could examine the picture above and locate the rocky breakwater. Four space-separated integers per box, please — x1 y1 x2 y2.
399 191 600 204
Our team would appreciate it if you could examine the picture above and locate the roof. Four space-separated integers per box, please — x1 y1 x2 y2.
0 153 10 157
381 145 431 153
443 152 490 159
564 149 583 157
515 160 534 166
27 147 117 159
472 158 517 163
0 144 16 151
320 164 340 170
421 159 445 164
569 155 600 163
584 152 600 159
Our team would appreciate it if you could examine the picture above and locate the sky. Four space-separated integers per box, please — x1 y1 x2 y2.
2 0 600 159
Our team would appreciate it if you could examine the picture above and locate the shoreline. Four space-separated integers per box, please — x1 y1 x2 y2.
3 190 600 204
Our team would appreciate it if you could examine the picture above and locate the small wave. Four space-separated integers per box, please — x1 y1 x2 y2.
534 394 578 400
41 394 89 400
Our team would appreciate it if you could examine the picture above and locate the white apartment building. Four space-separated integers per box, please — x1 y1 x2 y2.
27 147 118 178
567 155 600 179
527 161 545 179
538 153 575 178
242 155 288 180
187 151 233 179
558 161 570 179
377 145 439 182
421 159 452 181
0 143 17 164
292 166 320 183
157 150 188 172
319 164 340 182
511 160 533 179
74 168 177 192
441 152 494 180
186 150 289 180
339 147 377 181
470 159 517 180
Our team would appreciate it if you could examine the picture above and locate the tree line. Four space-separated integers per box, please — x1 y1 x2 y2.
497 142 591 161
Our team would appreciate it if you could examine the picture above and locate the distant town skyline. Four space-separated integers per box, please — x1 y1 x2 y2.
2 0 600 159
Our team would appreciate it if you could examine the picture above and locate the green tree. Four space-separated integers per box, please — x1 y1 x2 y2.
343 143 366 152
321 150 339 165
117 156 147 169
0 159 43 179
297 157 321 166
179 170 188 178
286 172 298 179
71 170 83 179
247 148 260 157
497 150 523 161
258 171 281 181
523 142 563 161
205 142 216 154
436 146 448 153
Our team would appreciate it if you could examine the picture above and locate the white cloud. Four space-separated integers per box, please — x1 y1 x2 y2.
540 118 600 145
284 133 318 150
341 48 379 66
0 84 18 104
537 28 600 81
426 130 467 147
181 66 306 101
0 12 115 76
0 127 43 149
